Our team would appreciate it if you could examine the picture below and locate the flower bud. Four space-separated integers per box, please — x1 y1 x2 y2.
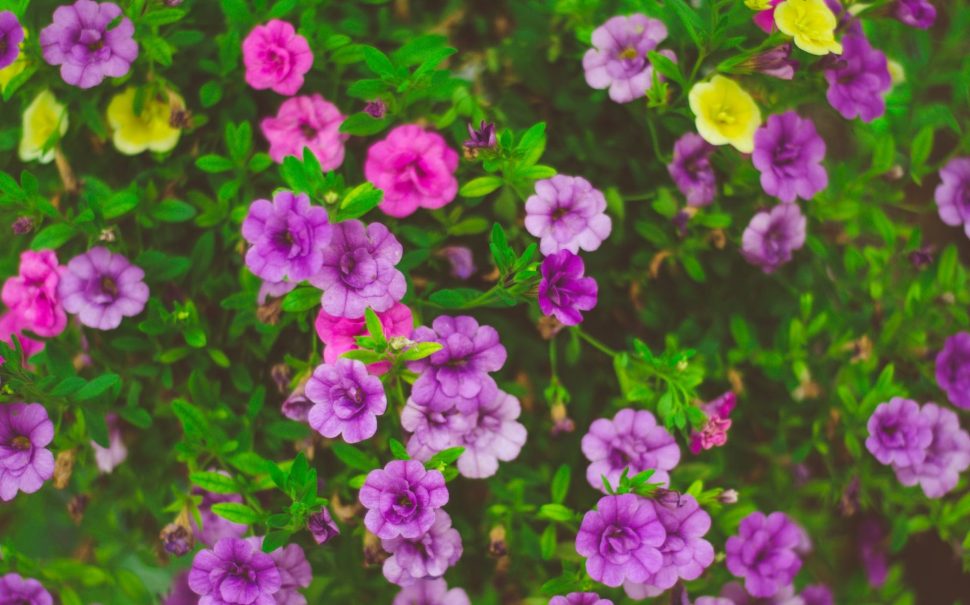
307 508 340 545
718 488 739 504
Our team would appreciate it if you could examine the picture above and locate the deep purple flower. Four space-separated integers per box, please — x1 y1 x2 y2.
190 483 248 547
308 220 406 319
307 509 340 545
801 584 834 605
0 403 54 502
0 11 24 70
741 204 806 273
865 397 933 467
575 494 666 587
359 460 449 539
401 398 475 460
690 392 737 454
581 408 680 492
936 332 970 409
409 315 507 413
188 537 282 605
538 250 598 326
525 175 612 255
934 157 970 238
256 539 311 605
858 518 888 588
57 247 149 330
582 14 668 103
0 573 53 605
456 390 527 479
464 121 496 149
667 133 717 207
40 0 138 89
549 594 613 605
725 511 804 598
242 190 333 283
438 246 476 280
306 358 387 443
893 403 970 498
752 112 828 203
364 99 387 118
392 579 470 605
909 245 934 269
382 510 463 586
745 44 798 80
824 34 891 122
163 571 196 605
894 0 936 28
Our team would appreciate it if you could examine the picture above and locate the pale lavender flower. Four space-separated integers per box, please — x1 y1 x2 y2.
260 540 312 605
57 247 149 330
90 413 127 474
667 133 717 207
741 204 806 273
162 571 196 605
801 585 834 605
306 358 387 444
575 494 666 587
401 398 475 460
392 579 470 605
581 408 680 492
456 390 528 479
359 460 449 539
752 112 828 203
865 397 933 467
525 175 612 255
539 250 598 326
582 14 668 103
934 158 970 239
549 594 613 605
438 246 475 280
382 510 463 586
936 332 970 409
0 403 55 502
725 511 804 598
242 190 333 283
40 0 138 88
824 34 891 122
188 537 282 605
893 402 970 498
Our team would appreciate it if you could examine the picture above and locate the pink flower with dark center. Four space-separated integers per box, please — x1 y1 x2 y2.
242 20 312 95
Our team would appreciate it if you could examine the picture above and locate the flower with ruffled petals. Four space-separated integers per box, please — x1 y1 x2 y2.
934 158 970 239
457 390 527 479
392 579 470 605
359 460 449 539
314 302 413 373
261 94 347 168
260 539 312 605
539 250 598 326
575 494 666 587
2 250 66 339
936 332 970 409
824 34 891 122
865 397 933 467
893 403 970 498
525 175 612 255
741 203 806 273
668 133 717 207
752 112 828 203
725 511 804 598
243 20 312 95
0 403 54 501
57 247 149 330
689 76 762 153
581 408 680 492
40 0 137 88
582 14 669 104
0 11 24 70
0 572 53 605
401 398 475 460
243 190 333 284
383 510 463 586
188 537 282 605
690 392 736 454
774 0 842 55
306 358 387 443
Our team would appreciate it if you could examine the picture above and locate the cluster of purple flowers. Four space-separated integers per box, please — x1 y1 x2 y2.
188 536 311 605
0 572 53 605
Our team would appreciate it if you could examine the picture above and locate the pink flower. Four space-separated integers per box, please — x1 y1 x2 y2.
689 392 737 454
754 0 783 33
2 250 66 338
261 94 347 169
242 19 312 96
314 302 413 374
365 125 459 218
0 312 44 358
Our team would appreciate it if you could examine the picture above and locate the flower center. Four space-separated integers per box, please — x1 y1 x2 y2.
602 525 638 557
11 435 31 451
715 108 737 125
607 448 630 469
100 275 119 298
300 122 317 139
0 39 8 55
393 491 417 516
227 561 257 584
551 206 568 221
619 47 638 60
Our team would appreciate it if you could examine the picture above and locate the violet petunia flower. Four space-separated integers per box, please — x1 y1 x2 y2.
242 20 313 96
538 250 598 326
57 247 149 330
392 578 470 605
306 358 387 444
308 220 406 319
359 460 449 539
525 175 612 255
401 398 475 461
0 403 55 501
865 397 933 467
0 573 53 605
581 408 680 492
667 133 717 207
741 203 806 273
824 33 891 123
190 482 248 547
1 250 67 339
39 0 138 89
382 510 463 586
690 392 737 454
188 537 282 605
936 332 970 409
582 14 669 104
934 157 970 239
242 190 333 284
725 511 804 598
408 315 507 413
307 509 340 545
575 494 667 587
315 302 412 374
752 112 828 203
894 0 936 29
260 94 347 169
438 246 476 280
858 518 888 588
456 390 528 479
0 11 24 70
801 584 834 605
162 571 196 605
90 413 127 474
255 539 312 605
893 402 970 498
549 594 614 605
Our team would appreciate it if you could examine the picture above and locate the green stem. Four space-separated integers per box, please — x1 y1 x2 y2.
573 327 618 358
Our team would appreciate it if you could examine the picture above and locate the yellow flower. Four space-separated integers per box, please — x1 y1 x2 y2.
774 0 843 56
887 59 905 87
688 75 762 154
106 87 183 156
744 0 774 10
0 28 28 92
19 90 68 164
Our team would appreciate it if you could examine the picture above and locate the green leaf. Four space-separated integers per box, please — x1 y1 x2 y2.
261 530 292 552
339 113 391 136
196 154 235 173
910 126 934 178
666 0 704 45
364 307 385 344
337 182 383 221
361 46 396 78
429 288 482 308
537 503 576 522
30 223 76 250
393 34 449 66
347 78 389 99
281 287 320 313
153 199 197 222
550 464 571 504
331 442 378 472
448 217 490 236
389 438 410 460
424 446 464 469
141 8 187 25
102 191 140 219
459 176 503 198
397 342 443 361
200 81 223 108
210 502 259 525
648 50 684 87
515 122 546 167
540 524 557 560
76 373 120 400
190 471 238 494
870 134 896 174
118 406 152 428
184 327 207 348
172 399 208 438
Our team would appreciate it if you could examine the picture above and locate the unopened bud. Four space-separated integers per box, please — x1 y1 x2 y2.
53 449 76 489
488 525 507 557
718 489 738 504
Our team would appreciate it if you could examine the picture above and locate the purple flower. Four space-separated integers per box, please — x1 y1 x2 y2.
307 509 340 545
0 11 24 70
401 398 475 460
364 99 387 118
745 44 798 81
191 483 248 547
392 579 470 605
549 594 613 605
308 220 406 319
188 537 282 605
582 14 668 103
623 494 715 596
525 175 612 255
57 247 149 330
161 522 195 557
409 315 507 413
752 112 828 203
858 518 888 588
90 413 127 473
699 582 803 605
725 511 804 598
934 157 970 238
163 571 197 605
741 204 806 273
382 510 463 586
258 540 311 605
456 390 528 479
538 250 598 326
865 397 933 467
438 246 476 280
242 191 333 283
39 0 138 89
893 402 970 498
306 358 386 443
359 460 449 539
894 0 936 28
0 403 54 502
824 34 891 122
464 121 496 150
801 584 834 605
0 573 53 605
281 381 312 423
936 332 970 409
581 408 680 492
575 494 666 587
667 133 717 207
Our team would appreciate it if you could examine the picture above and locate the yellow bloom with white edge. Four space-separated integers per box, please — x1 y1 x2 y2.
744 0 774 10
19 90 68 164
0 28 28 92
775 0 843 56
106 87 183 156
688 75 762 154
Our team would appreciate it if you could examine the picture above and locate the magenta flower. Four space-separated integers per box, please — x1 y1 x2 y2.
753 0 783 32
242 190 333 283
401 398 475 460
1 250 66 339
314 302 413 373
39 0 137 89
934 157 970 239
190 483 248 547
261 94 347 168
188 537 282 605
0 11 24 70
0 403 54 502
0 311 44 358
689 392 736 454
752 112 828 203
392 579 470 605
307 509 339 545
725 511 804 598
741 204 806 273
824 34 891 122
382 510 463 586
575 494 666 587
893 403 970 498
581 408 680 492
865 397 933 467
57 247 149 330
550 594 613 605
308 220 406 319
525 175 612 255
90 413 127 474
894 0 936 29
359 460 449 539
306 358 387 443
242 20 312 96
0 573 53 605
582 14 669 104
667 133 717 207
365 124 459 219
539 250 598 326
456 390 528 479
409 315 508 413
936 332 970 409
